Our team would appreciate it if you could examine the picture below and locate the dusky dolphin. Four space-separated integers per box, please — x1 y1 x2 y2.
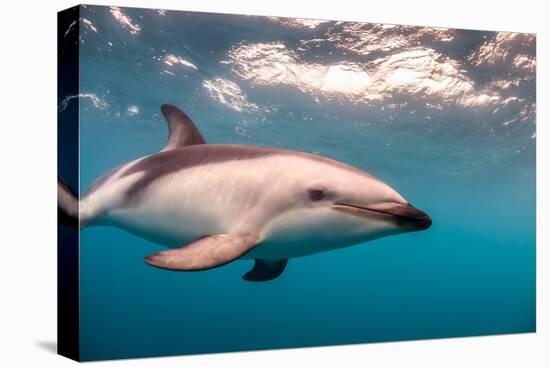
58 104 431 281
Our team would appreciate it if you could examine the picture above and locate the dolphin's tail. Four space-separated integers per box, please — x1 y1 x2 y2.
58 176 79 229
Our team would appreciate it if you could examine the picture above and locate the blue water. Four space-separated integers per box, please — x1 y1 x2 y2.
71 5 535 361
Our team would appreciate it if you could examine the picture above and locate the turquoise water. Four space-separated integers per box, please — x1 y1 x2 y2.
71 5 535 361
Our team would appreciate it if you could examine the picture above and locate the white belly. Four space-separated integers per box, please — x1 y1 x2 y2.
86 159 269 247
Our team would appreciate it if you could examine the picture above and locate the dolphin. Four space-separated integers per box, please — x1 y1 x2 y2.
58 104 431 281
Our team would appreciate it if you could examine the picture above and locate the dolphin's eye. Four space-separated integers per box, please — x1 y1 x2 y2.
308 188 326 201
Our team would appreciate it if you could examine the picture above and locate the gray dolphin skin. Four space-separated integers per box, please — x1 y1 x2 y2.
58 104 432 281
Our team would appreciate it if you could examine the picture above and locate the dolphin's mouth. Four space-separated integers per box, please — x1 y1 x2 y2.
332 202 432 230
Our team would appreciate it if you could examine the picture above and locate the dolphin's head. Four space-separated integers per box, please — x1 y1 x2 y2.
260 152 431 255
320 164 432 234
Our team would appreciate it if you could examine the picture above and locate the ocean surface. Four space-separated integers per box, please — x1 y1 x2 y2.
66 5 535 360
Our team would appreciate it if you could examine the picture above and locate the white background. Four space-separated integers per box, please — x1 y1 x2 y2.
0 0 546 365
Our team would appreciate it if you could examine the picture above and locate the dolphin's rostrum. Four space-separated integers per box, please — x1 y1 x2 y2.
58 104 432 282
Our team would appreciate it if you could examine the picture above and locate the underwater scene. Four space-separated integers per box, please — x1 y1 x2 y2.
66 5 535 360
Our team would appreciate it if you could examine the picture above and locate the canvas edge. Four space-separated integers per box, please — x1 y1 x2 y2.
57 4 81 362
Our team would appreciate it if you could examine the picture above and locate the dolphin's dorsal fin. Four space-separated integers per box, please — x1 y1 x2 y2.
160 104 206 151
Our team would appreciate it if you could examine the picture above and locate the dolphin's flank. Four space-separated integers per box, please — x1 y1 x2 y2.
58 104 431 282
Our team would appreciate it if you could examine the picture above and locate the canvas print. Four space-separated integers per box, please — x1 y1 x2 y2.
57 4 536 361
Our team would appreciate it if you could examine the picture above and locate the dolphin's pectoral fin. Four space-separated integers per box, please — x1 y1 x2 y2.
243 259 288 282
144 234 258 271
